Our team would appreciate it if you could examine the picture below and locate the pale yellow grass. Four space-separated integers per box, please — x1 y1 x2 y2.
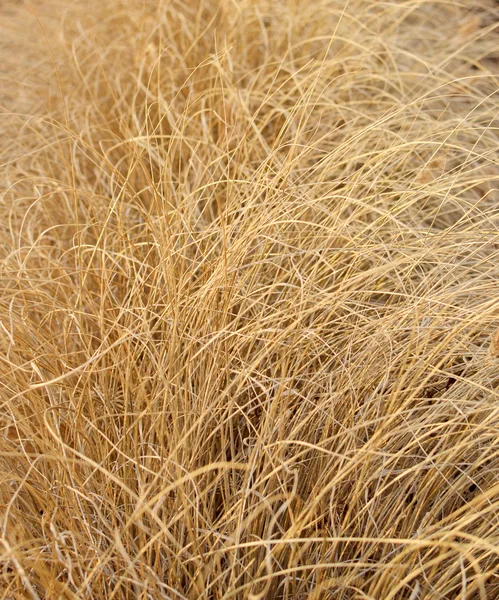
1 0 499 598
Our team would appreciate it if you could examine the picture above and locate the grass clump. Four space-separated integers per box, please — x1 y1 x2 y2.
1 0 499 598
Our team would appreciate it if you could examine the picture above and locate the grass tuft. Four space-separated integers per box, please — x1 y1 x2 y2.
1 0 499 598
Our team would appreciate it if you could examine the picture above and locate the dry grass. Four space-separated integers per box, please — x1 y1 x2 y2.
1 0 499 598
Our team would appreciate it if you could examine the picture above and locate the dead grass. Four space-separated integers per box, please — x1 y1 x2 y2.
1 0 499 598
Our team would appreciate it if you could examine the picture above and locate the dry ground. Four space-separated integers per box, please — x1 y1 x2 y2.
1 0 499 598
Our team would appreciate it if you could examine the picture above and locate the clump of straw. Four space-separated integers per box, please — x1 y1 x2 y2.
1 0 499 598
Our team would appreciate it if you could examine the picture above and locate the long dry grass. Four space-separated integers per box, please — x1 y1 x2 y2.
1 0 499 598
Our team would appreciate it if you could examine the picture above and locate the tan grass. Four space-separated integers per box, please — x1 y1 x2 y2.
1 0 499 598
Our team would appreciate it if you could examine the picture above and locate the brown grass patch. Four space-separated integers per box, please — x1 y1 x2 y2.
1 0 499 598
